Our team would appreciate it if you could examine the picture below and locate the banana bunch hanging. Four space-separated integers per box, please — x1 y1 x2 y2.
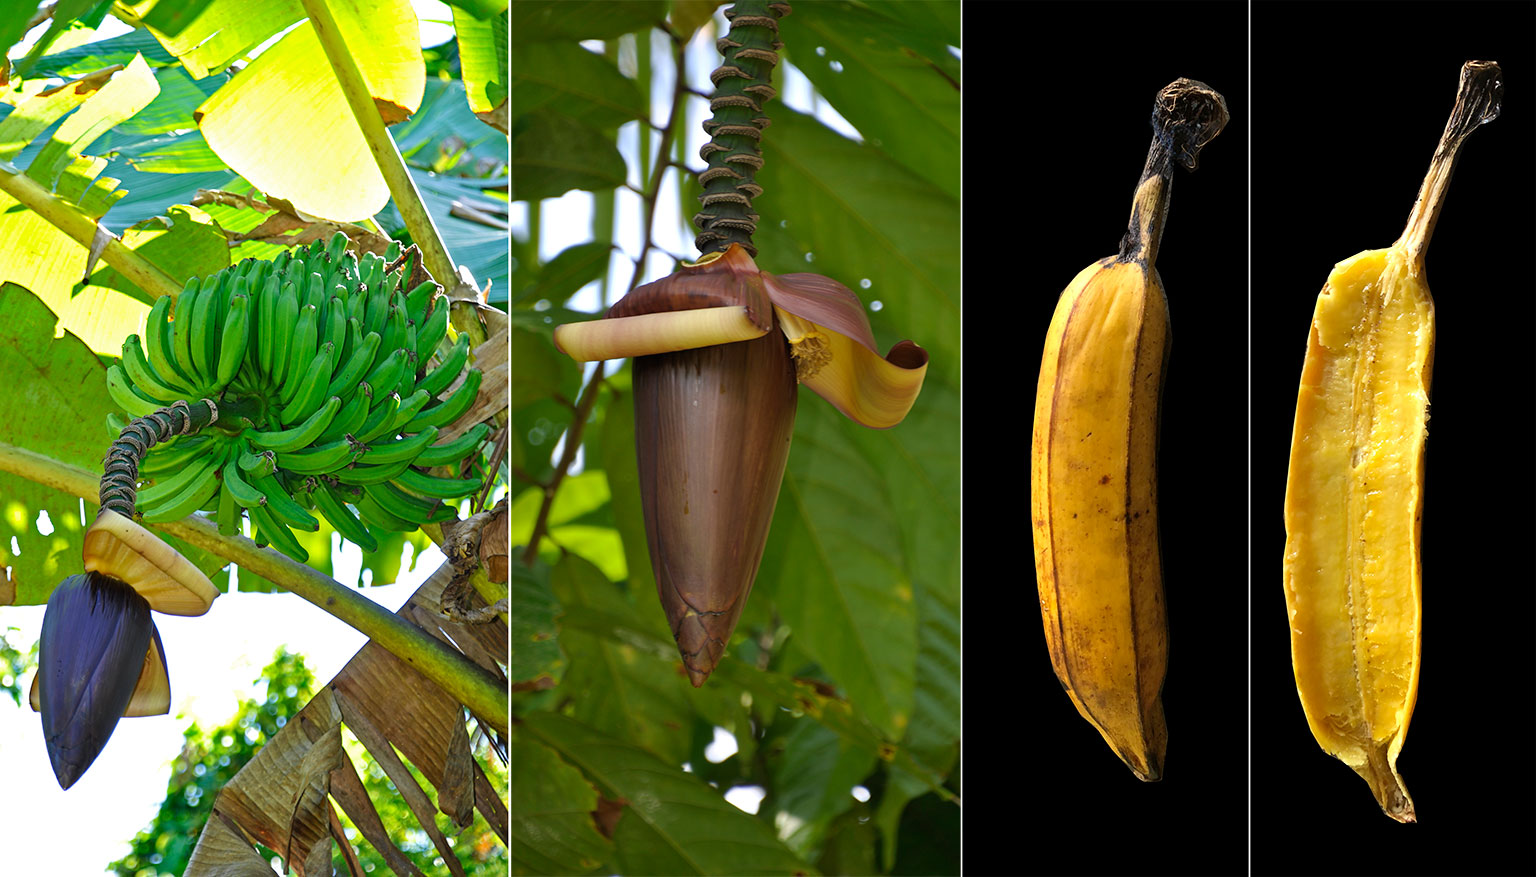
34 231 491 790
104 232 490 561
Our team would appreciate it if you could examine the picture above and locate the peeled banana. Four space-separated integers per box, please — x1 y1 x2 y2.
1282 60 1501 823
1031 79 1227 781
105 233 495 559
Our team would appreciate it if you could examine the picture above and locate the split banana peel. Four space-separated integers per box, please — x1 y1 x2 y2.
1282 61 1501 823
1031 79 1227 781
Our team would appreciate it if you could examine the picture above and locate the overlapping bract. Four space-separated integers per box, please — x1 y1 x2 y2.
106 233 491 560
554 244 927 684
33 510 218 789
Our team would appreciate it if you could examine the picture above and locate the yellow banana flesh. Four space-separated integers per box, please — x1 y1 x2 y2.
1032 257 1169 782
1280 61 1499 823
1283 247 1429 823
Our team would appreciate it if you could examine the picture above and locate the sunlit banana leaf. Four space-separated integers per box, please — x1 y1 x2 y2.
118 0 305 79
453 5 508 132
187 560 508 872
194 0 426 221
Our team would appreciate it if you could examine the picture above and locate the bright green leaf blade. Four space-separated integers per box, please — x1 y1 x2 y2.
752 107 959 387
453 5 508 130
770 718 878 859
510 735 612 875
781 1 960 199
764 396 917 741
27 54 159 189
510 0 667 46
85 204 230 304
550 553 693 766
195 0 426 221
120 0 306 78
11 28 176 78
510 559 566 689
510 42 646 131
520 712 818 876
511 108 626 201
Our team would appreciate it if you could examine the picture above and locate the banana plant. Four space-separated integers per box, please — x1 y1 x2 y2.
550 1 928 686
1 0 510 797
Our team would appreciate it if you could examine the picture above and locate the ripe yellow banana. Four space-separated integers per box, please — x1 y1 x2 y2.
1031 79 1227 781
1282 60 1500 822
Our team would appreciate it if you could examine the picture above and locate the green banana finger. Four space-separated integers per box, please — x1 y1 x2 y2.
317 383 372 445
415 295 450 361
361 347 410 401
276 437 363 475
141 444 227 523
415 333 470 399
221 456 267 509
189 274 223 389
414 422 493 468
217 292 252 388
105 412 128 439
277 343 337 428
384 389 431 435
313 479 379 552
249 471 320 531
359 426 437 466
249 502 309 563
331 456 414 486
141 435 217 477
279 303 320 407
403 280 436 325
238 443 278 479
356 483 422 531
370 480 457 526
268 282 300 391
325 330 381 403
248 396 342 454
121 335 183 404
107 364 167 419
353 391 401 444
171 283 204 389
392 467 481 500
217 470 239 536
136 442 223 506
403 369 482 433
325 231 348 264
256 273 282 382
146 293 197 393
322 297 347 375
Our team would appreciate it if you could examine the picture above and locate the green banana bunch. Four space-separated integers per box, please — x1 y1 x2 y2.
108 233 493 562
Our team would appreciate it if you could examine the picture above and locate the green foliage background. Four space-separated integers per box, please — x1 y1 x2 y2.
510 2 959 874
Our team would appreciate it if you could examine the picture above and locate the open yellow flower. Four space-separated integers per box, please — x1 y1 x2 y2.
552 244 926 685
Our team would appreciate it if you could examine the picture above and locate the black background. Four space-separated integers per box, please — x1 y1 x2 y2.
1248 3 1536 876
962 2 1536 875
964 3 1249 876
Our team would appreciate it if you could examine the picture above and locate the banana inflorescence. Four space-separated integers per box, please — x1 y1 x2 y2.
1031 79 1227 781
107 233 492 562
1282 61 1501 823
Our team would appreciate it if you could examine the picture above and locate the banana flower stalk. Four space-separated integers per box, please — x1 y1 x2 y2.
554 244 927 685
32 402 220 788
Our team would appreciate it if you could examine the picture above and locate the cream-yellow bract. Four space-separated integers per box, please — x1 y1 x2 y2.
553 244 928 429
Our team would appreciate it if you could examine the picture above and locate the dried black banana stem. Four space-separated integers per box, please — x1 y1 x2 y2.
99 399 220 518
